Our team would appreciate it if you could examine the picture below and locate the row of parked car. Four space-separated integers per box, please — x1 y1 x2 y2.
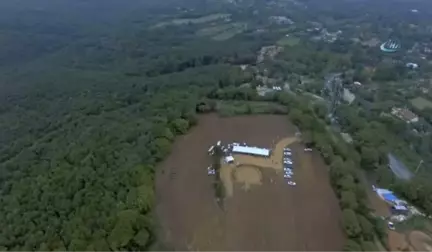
283 147 296 186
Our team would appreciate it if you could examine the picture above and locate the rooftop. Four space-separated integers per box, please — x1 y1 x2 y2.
391 107 419 123
232 145 270 156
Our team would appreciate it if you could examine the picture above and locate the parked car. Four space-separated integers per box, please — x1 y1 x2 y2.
304 148 312 152
284 148 291 151
284 161 293 164
388 221 395 230
287 181 296 186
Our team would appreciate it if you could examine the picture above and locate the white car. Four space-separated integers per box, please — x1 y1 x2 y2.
304 148 312 152
287 181 296 186
284 174 292 178
388 221 395 230
284 148 292 151
284 161 293 165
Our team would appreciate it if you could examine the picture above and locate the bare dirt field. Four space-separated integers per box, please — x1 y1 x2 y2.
409 231 432 251
220 137 297 197
388 231 411 251
156 114 344 251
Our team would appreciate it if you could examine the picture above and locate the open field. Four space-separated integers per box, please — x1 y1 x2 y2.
220 137 297 197
196 22 246 37
211 24 248 41
388 231 411 251
411 97 432 110
156 114 344 250
277 36 301 47
409 231 432 251
153 13 230 28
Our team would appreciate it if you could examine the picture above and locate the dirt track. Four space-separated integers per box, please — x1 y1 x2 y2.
156 114 344 250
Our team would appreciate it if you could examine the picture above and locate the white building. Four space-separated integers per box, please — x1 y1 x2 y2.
232 145 270 157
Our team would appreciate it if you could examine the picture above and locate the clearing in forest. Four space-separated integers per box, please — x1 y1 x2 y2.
220 137 297 197
277 36 301 47
156 114 344 251
411 97 432 110
153 13 230 28
196 22 246 37
211 24 248 41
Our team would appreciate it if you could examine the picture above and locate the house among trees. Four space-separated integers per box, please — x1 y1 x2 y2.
391 107 419 123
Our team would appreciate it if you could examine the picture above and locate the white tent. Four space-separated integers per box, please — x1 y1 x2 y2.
232 145 270 157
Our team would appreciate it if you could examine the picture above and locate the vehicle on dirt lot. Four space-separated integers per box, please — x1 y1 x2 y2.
388 221 395 230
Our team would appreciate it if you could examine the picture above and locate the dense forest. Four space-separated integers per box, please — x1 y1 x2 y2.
0 0 259 250
3 0 432 250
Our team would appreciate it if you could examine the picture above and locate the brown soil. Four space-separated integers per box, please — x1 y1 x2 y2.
233 165 262 191
409 231 432 251
220 137 297 197
156 114 344 251
388 231 411 251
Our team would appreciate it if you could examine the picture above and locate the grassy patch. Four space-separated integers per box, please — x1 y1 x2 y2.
411 97 432 110
211 23 247 41
396 216 432 234
276 36 301 47
217 101 287 116
196 22 246 37
153 13 230 28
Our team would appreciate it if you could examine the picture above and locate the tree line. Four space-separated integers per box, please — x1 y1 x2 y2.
208 86 387 251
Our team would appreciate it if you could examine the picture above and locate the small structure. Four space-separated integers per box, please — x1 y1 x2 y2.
392 205 409 215
232 145 270 157
225 156 234 163
341 132 353 143
380 40 401 53
380 190 399 203
406 62 419 69
391 107 419 123
353 81 362 86
343 88 356 104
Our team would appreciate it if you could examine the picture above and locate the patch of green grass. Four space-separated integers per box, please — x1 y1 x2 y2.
396 216 432 234
411 97 432 110
211 23 247 41
153 13 230 28
196 22 246 37
276 36 301 47
196 24 233 36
